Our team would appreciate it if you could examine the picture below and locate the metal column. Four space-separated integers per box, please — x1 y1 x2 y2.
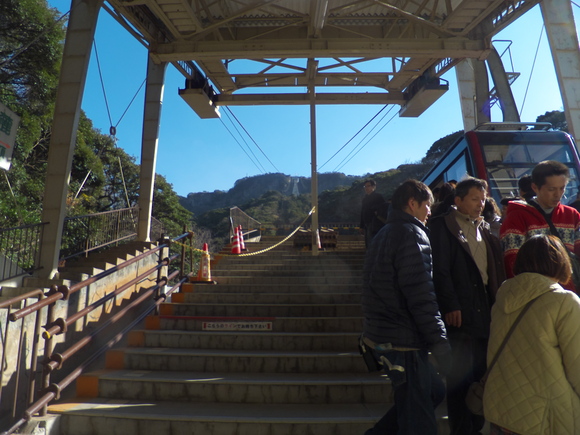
138 58 167 241
541 0 580 141
39 0 103 278
487 46 520 122
308 59 319 256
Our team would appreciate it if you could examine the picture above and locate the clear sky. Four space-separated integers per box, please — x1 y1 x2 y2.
46 1 580 197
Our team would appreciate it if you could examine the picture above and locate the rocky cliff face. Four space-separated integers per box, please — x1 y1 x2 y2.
179 172 358 216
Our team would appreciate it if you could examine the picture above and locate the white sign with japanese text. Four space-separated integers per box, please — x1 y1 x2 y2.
0 102 20 170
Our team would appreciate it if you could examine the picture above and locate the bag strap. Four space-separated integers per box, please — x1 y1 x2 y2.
481 295 541 382
527 200 561 239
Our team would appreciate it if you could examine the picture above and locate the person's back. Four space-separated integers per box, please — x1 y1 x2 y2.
360 179 388 247
484 235 580 434
361 179 450 435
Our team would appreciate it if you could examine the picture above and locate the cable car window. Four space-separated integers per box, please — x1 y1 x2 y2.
482 144 573 164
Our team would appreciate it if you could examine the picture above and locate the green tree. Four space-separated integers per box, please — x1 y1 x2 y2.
153 174 193 236
535 110 567 132
0 0 65 112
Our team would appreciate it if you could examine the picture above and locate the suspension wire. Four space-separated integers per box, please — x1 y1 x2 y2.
573 1 580 8
93 40 114 128
225 107 280 172
118 155 131 208
519 25 544 116
219 117 265 174
335 109 399 172
116 78 146 128
0 10 70 70
222 108 267 173
332 105 396 172
319 104 389 170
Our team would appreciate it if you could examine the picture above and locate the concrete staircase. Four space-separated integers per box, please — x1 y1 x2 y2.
47 235 393 434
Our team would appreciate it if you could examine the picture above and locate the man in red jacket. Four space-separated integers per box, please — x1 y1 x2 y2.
500 160 580 291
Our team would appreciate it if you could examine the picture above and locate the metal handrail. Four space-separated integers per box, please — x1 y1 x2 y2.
0 231 192 435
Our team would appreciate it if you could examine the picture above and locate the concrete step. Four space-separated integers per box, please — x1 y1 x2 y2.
212 276 361 285
159 302 363 318
176 291 361 305
150 315 363 333
77 370 391 404
49 400 386 435
212 263 363 271
127 330 360 351
182 282 363 294
105 348 368 373
211 269 362 278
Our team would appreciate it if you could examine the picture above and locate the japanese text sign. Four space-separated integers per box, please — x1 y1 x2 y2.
0 102 20 171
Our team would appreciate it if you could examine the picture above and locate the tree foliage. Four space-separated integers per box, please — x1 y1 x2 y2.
535 110 567 132
0 0 192 237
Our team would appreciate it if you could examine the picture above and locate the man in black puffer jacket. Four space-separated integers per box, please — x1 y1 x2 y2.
361 179 451 435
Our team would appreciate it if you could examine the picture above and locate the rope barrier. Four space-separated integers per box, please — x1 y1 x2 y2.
172 207 315 258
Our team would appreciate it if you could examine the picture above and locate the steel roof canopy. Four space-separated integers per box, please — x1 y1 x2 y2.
106 0 540 117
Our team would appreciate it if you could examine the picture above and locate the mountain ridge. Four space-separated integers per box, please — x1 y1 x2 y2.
179 172 360 216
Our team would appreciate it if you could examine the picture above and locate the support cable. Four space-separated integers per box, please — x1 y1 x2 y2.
219 118 265 174
335 109 398 172
333 105 396 172
319 104 389 170
222 109 267 173
93 40 114 129
519 25 544 116
225 107 280 172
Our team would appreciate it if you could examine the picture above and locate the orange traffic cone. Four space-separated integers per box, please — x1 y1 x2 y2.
197 243 212 282
231 227 241 254
238 225 247 251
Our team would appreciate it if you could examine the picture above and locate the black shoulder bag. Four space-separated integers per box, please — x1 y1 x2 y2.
528 201 580 290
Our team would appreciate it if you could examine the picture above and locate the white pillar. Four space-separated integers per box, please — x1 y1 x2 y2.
541 0 580 141
39 0 103 278
455 58 491 130
138 58 167 241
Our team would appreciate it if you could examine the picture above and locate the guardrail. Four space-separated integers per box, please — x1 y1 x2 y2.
0 231 192 435
229 207 261 243
60 206 140 260
0 208 166 282
0 223 47 280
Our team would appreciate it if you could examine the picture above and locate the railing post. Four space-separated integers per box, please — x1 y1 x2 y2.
155 235 169 314
180 225 186 277
84 215 91 258
40 301 57 416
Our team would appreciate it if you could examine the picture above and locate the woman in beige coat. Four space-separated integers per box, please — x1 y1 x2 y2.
483 234 580 435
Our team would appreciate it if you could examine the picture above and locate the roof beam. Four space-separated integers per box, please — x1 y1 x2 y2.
150 37 491 62
215 92 406 106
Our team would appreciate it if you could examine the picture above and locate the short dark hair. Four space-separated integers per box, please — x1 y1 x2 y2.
514 234 571 284
518 174 533 192
531 161 569 188
483 197 501 220
391 179 433 211
364 179 376 187
454 177 488 200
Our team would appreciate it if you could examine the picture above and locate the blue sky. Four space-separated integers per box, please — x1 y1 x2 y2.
46 1 579 197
